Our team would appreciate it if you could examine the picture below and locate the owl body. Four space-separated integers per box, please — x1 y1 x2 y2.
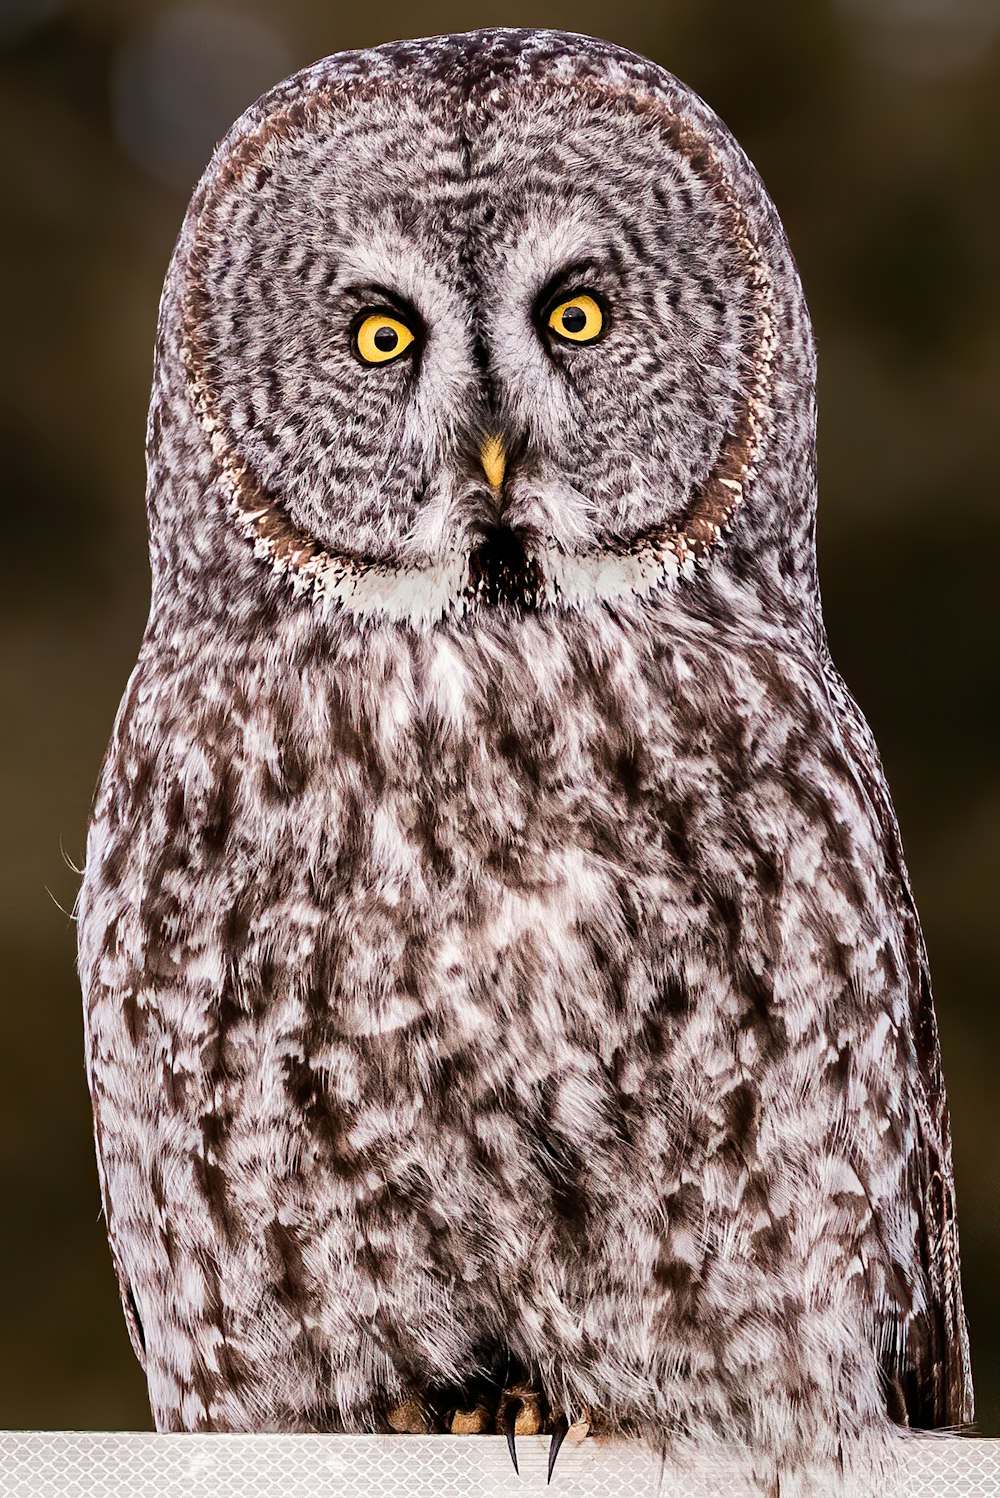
80 28 970 1489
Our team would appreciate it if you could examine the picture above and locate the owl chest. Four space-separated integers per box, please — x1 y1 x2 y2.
241 676 727 1056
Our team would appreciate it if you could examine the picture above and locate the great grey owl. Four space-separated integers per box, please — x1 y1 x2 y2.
78 27 972 1493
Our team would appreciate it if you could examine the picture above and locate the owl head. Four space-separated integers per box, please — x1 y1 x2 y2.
151 30 817 638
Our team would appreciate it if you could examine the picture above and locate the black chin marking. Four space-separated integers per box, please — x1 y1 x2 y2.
467 527 543 610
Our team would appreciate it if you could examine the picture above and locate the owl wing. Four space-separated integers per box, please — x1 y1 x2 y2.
894 920 973 1429
821 654 973 1429
80 675 150 1375
87 1055 149 1371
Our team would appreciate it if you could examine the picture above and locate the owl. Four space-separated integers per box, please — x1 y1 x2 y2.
78 28 972 1494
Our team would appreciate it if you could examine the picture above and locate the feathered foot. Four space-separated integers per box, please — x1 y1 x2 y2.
450 1401 492 1433
386 1397 431 1434
497 1387 544 1472
413 1361 595 1481
545 1406 590 1484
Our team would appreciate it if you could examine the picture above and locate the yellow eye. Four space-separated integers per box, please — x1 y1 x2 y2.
547 293 605 344
354 312 415 365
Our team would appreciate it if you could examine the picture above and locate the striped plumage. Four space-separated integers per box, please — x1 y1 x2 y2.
79 29 971 1492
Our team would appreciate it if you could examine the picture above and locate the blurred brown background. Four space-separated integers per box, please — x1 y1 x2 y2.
1 0 997 1434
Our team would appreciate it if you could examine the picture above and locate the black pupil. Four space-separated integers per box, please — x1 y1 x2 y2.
373 324 399 352
561 304 588 333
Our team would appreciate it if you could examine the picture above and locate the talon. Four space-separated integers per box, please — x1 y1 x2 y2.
547 1413 569 1483
502 1398 522 1474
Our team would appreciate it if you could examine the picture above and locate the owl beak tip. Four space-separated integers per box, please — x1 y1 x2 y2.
480 434 507 490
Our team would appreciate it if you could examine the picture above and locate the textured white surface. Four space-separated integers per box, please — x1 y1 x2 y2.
0 1434 998 1498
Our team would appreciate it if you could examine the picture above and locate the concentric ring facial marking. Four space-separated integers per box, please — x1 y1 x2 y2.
182 75 776 623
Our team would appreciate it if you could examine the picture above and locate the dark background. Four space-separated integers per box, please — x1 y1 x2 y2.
1 0 997 1433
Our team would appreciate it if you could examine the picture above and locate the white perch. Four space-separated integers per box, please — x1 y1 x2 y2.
0 1433 997 1498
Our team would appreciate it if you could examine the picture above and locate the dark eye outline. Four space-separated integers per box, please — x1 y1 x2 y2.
350 304 421 367
537 282 610 349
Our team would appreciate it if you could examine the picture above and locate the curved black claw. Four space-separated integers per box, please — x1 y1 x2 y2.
503 1398 522 1475
547 1414 569 1485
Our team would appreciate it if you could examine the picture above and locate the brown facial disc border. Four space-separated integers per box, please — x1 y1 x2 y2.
181 74 776 619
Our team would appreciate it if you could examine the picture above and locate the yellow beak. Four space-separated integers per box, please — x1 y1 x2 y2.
480 434 507 489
